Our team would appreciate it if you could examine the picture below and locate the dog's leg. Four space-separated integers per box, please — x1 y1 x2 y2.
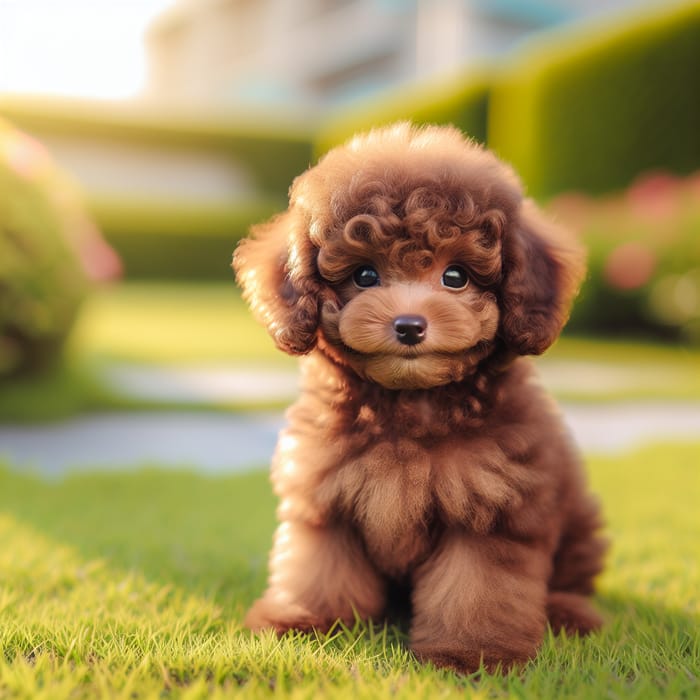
409 530 548 674
546 493 606 635
546 591 603 635
245 520 385 635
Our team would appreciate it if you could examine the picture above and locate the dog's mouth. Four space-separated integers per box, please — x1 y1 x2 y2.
355 345 426 359
329 342 490 390
337 338 443 360
365 352 474 389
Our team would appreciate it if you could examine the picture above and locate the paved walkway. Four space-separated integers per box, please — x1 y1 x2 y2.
102 364 300 404
0 412 285 477
1 362 699 477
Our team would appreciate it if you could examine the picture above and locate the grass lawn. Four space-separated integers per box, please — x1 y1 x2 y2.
65 282 289 366
1 281 700 422
1 442 698 699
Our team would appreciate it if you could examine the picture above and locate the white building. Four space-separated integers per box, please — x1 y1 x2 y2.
145 0 665 114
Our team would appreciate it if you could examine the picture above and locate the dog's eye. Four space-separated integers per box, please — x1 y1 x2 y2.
353 265 380 288
442 265 469 289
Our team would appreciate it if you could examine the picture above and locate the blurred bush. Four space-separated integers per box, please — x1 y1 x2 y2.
553 171 700 342
315 68 490 156
489 1 700 198
0 118 105 376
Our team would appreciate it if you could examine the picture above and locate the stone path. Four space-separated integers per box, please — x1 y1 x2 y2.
102 364 300 404
0 412 285 477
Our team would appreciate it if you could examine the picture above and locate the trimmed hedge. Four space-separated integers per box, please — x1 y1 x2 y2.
315 69 491 156
0 119 89 376
0 97 314 197
489 2 700 198
90 196 281 279
317 3 700 199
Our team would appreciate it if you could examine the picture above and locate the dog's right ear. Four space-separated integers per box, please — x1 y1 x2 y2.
232 208 321 355
499 200 586 355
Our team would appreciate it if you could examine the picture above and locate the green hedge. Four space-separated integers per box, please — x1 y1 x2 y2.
0 120 88 376
318 3 700 198
315 69 491 156
90 196 280 279
489 2 700 198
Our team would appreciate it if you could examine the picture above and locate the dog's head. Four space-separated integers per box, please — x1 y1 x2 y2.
233 123 584 390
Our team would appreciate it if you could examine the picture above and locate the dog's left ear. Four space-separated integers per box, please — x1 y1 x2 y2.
499 200 585 355
232 207 322 355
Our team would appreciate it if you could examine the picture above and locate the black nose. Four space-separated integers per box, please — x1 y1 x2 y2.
393 315 427 345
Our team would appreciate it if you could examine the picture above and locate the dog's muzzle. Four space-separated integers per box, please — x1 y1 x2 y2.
393 315 427 345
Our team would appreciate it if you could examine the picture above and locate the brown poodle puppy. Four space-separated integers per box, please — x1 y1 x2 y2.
233 123 606 674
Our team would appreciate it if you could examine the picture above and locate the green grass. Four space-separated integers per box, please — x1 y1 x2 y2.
66 282 287 365
540 336 700 402
0 361 127 423
0 442 698 698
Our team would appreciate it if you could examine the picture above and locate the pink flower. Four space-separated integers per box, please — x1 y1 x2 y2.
604 242 657 291
0 127 51 181
626 171 680 222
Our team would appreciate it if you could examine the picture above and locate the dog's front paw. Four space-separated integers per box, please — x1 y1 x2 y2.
244 597 339 636
412 644 532 675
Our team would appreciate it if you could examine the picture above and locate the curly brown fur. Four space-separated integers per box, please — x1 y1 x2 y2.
233 123 606 674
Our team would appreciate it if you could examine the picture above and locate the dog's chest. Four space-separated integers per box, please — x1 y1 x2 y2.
278 392 520 577
327 436 437 577
323 426 524 576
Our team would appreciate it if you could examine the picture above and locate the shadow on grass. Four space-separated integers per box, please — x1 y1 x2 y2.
1 465 697 692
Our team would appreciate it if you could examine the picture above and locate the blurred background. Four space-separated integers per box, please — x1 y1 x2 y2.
2 8 699 693
1 0 699 465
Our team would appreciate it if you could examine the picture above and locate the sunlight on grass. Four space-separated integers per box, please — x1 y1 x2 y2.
66 282 292 366
539 337 700 401
0 442 698 698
